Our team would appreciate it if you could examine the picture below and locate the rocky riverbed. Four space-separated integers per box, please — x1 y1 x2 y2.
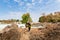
0 23 60 40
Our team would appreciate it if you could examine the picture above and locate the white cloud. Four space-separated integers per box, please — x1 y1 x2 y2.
8 12 24 19
26 3 33 12
19 2 24 6
4 0 10 2
38 0 43 3
32 2 35 5
54 0 60 3
26 0 42 12
14 0 20 2
32 0 35 3
0 11 24 20
56 0 60 2
26 3 32 7
32 0 42 3
24 0 28 2
7 5 12 8
14 0 25 6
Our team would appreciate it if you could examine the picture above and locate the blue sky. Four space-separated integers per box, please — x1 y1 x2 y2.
0 0 60 22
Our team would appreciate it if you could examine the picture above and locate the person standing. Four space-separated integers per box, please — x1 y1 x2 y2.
25 22 31 31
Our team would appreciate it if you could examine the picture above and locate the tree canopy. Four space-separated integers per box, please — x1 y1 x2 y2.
21 13 32 23
39 12 60 23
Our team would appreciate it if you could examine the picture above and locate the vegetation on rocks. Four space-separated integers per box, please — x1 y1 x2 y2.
0 24 21 40
0 23 60 40
39 12 60 23
29 23 60 40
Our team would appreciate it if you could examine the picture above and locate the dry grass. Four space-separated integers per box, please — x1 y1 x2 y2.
0 23 60 40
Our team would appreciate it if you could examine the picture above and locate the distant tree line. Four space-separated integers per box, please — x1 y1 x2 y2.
0 12 60 24
0 19 20 24
0 13 32 24
39 12 60 23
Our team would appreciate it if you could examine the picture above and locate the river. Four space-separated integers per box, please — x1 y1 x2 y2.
0 24 44 31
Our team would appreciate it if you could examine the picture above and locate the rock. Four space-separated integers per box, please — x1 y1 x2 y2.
29 23 60 40
0 23 60 40
0 24 20 40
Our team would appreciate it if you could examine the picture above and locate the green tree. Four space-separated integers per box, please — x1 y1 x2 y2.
39 12 60 23
21 13 32 23
39 16 46 22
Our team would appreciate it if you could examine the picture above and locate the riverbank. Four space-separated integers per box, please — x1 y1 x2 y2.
0 23 60 40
